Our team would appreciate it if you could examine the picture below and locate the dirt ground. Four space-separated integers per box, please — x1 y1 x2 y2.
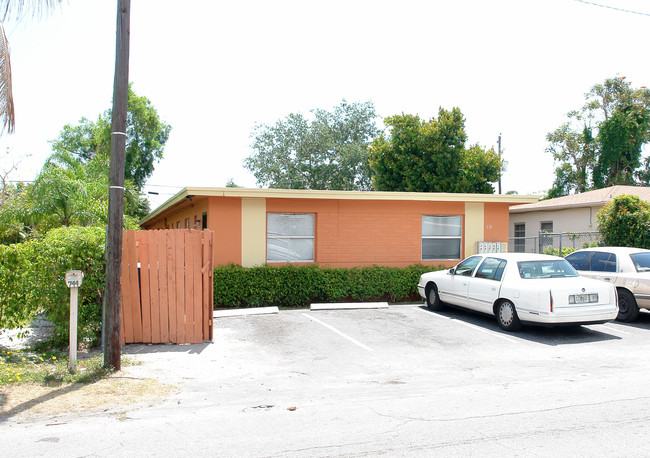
0 375 179 420
1 318 179 421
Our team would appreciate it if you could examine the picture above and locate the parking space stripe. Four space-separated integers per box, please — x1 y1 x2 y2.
592 324 631 335
302 313 374 352
416 307 519 344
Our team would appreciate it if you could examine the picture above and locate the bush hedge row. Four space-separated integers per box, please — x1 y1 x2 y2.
213 263 444 308
0 226 106 346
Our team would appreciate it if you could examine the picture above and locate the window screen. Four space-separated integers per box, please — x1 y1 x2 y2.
267 213 315 262
422 215 462 260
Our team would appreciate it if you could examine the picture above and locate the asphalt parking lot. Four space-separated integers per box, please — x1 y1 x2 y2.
6 304 650 457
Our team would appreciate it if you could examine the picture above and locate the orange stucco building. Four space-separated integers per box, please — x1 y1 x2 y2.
140 188 538 268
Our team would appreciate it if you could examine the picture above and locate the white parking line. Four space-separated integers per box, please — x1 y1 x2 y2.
302 313 374 352
592 324 631 335
417 307 519 344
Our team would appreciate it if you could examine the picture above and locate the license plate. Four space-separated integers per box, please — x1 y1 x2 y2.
569 293 598 304
574 294 589 303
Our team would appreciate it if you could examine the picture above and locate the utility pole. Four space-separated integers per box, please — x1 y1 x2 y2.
104 0 130 371
497 133 502 195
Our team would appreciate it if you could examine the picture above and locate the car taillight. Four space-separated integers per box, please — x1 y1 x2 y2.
549 290 554 313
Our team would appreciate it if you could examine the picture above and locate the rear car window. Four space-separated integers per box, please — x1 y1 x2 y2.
517 260 579 279
630 252 650 272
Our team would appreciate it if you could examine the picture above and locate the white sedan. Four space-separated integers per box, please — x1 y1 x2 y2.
417 253 619 331
565 247 650 322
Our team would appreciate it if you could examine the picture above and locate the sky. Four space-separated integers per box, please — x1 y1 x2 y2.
0 0 649 210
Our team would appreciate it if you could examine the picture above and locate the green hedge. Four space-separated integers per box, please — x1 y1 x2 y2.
213 264 444 308
0 226 106 346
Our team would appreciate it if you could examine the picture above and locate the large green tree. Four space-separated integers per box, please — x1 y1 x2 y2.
545 110 596 197
0 85 168 243
370 108 501 193
51 84 171 189
244 100 378 190
546 76 650 197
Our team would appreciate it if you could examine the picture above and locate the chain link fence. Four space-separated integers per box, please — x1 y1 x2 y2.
509 231 602 255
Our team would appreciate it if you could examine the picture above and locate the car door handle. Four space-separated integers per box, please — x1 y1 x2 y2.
603 277 611 281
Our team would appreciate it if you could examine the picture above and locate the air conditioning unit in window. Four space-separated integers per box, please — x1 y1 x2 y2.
477 242 508 254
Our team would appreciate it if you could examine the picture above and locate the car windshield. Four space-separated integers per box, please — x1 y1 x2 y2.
630 252 650 272
517 260 579 279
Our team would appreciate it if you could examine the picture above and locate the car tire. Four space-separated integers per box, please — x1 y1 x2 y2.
616 289 639 323
496 300 522 331
426 284 444 311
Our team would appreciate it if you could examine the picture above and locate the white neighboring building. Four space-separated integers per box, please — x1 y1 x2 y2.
508 186 650 253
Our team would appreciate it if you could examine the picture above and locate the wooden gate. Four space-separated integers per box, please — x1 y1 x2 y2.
120 229 214 345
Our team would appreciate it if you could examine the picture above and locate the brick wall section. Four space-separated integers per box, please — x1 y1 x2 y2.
483 202 510 247
267 198 465 268
209 197 242 266
143 193 516 269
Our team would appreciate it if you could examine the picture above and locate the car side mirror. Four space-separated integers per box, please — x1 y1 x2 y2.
448 268 455 275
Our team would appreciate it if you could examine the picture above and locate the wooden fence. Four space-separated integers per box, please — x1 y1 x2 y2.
120 229 214 345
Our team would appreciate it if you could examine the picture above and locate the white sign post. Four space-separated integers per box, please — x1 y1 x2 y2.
65 270 83 373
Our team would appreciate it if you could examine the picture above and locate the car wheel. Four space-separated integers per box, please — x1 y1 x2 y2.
616 289 639 323
496 300 522 331
426 284 444 311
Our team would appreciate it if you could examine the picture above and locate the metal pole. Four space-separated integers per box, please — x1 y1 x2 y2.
104 0 130 371
69 286 78 373
498 133 502 194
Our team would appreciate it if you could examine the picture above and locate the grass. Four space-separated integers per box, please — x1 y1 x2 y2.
0 348 117 386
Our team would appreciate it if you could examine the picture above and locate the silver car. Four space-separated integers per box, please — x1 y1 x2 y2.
565 247 650 322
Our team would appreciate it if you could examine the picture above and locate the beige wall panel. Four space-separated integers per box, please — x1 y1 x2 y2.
464 202 484 258
241 198 267 267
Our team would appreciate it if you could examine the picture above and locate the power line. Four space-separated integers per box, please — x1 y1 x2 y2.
574 0 650 17
143 184 184 189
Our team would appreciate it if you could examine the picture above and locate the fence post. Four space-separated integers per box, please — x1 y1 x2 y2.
65 270 84 373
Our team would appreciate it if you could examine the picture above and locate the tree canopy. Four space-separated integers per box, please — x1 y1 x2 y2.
51 84 171 189
244 100 378 191
0 151 142 243
546 76 650 197
369 108 501 193
0 85 168 243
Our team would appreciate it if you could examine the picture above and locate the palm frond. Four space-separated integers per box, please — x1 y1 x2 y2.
0 0 63 22
0 21 14 134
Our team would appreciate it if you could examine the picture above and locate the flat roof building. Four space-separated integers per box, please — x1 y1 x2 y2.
140 187 538 268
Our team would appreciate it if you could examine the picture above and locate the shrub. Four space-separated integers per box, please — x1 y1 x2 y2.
0 226 106 346
213 264 441 308
597 194 650 248
542 246 578 257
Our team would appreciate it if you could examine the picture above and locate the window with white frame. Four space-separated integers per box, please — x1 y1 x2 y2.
267 213 315 262
421 215 462 260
